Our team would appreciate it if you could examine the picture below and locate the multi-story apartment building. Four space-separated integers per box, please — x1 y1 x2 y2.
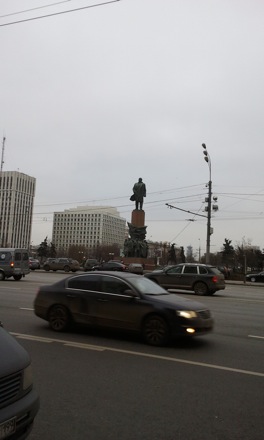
52 206 126 251
0 171 36 248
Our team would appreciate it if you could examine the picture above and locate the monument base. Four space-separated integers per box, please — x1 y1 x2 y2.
123 257 155 271
131 209 145 227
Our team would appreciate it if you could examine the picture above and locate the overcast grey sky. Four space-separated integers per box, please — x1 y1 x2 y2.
1 0 264 255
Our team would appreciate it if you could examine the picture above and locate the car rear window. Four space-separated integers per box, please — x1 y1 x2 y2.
67 275 100 291
210 267 222 275
183 266 198 274
199 266 208 274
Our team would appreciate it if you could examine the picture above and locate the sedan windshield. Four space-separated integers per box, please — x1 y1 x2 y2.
129 276 169 295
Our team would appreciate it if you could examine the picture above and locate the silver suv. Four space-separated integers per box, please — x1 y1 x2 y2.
43 258 80 273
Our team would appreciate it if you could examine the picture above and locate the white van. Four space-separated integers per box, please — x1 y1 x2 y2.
0 248 30 281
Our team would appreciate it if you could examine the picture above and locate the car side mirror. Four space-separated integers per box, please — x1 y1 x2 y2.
124 289 138 297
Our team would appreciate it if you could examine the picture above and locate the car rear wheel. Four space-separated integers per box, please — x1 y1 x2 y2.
250 277 256 282
142 315 170 346
44 265 50 271
64 265 70 272
48 305 70 331
13 274 22 281
194 282 208 295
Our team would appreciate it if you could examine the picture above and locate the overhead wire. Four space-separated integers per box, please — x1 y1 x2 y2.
0 0 121 27
0 0 75 18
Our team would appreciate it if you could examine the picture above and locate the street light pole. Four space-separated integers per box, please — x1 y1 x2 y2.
202 143 212 264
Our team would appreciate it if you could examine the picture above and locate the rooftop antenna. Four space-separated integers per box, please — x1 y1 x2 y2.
1 136 5 172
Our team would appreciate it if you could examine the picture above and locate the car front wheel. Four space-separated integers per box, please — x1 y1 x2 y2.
142 315 170 346
44 265 50 271
13 274 22 281
0 271 5 281
48 305 70 331
194 282 208 295
64 265 70 272
250 277 256 282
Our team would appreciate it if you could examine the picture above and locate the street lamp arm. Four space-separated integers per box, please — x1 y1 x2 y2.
166 203 207 218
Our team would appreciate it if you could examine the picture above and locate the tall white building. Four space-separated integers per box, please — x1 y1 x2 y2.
0 171 36 248
52 206 126 251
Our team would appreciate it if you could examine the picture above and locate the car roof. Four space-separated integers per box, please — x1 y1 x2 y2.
70 271 139 279
173 263 215 267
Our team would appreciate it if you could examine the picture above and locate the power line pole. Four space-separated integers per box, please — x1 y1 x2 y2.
202 143 218 264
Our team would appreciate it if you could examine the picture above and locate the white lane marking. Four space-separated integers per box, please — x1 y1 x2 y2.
20 308 34 311
64 342 104 351
10 332 264 378
0 288 20 291
14 334 53 343
248 335 264 340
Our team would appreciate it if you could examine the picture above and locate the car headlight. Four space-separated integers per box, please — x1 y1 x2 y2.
23 364 33 390
176 310 198 319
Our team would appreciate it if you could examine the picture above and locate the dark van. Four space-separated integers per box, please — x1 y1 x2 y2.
0 248 30 281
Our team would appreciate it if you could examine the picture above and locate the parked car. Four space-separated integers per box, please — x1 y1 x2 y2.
144 263 225 295
128 263 144 275
245 271 264 282
43 258 80 273
92 262 127 271
0 323 39 439
84 259 98 272
29 257 40 270
34 271 214 346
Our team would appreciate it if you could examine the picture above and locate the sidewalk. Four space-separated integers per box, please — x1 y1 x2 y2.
225 279 264 287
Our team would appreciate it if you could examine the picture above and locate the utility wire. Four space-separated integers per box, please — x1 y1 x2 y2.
0 0 75 18
0 0 121 27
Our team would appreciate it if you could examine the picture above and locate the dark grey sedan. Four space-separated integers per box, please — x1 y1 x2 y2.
245 271 264 282
144 263 225 295
34 271 213 346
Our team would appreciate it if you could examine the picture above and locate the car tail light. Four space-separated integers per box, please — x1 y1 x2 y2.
10 261 14 268
212 276 219 283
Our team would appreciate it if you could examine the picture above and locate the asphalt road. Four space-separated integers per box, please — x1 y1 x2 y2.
0 271 263 440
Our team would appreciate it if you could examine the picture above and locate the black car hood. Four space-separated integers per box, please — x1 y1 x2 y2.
143 292 207 311
0 327 30 376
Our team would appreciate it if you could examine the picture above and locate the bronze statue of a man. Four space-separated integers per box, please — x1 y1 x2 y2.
132 178 146 210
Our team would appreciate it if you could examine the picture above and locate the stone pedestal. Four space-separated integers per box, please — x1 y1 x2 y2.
131 210 145 228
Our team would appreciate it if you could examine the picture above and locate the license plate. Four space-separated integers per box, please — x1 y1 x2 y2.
0 418 16 440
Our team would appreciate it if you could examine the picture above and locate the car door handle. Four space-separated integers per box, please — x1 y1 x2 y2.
66 294 77 298
96 298 108 302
